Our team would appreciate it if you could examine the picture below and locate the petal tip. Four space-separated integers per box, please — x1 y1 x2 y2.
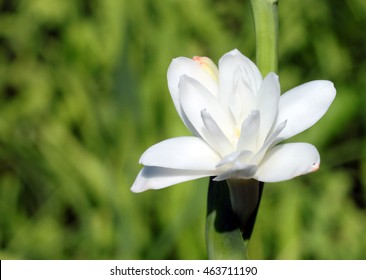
130 183 145 193
230 49 240 55
310 162 320 172
318 80 337 97
223 49 243 59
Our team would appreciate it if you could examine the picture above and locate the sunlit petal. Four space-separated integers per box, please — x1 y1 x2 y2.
217 150 254 168
228 67 257 124
237 110 260 152
256 72 280 145
250 120 287 165
131 167 215 193
255 143 320 182
214 163 257 181
201 109 233 156
167 57 219 131
179 75 234 140
140 136 220 170
275 80 336 140
218 49 262 112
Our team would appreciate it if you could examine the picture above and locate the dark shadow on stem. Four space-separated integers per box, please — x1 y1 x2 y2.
206 177 264 241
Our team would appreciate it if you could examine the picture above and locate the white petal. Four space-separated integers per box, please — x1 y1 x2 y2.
228 67 257 123
250 120 287 165
276 80 336 140
218 49 262 112
214 163 257 181
237 110 260 152
255 143 320 182
201 109 233 156
217 150 254 168
179 75 234 141
140 136 220 170
131 167 213 192
215 150 257 181
256 73 280 145
167 57 219 122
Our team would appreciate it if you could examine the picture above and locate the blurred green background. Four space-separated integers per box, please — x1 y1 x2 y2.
0 0 365 259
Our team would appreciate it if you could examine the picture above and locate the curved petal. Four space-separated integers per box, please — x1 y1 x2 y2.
228 67 257 124
256 72 280 145
217 150 254 168
250 120 287 165
214 163 257 181
140 136 220 170
201 109 233 156
179 75 234 141
215 150 257 181
218 49 262 111
255 143 320 182
167 57 219 121
276 80 336 140
131 166 213 192
237 110 260 152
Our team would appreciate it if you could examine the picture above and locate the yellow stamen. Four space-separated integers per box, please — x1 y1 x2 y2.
235 127 241 139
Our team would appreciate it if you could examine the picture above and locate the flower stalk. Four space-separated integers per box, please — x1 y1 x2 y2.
206 179 249 259
206 0 279 260
250 0 279 75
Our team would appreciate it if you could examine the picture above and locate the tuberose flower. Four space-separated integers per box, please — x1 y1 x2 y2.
131 49 336 192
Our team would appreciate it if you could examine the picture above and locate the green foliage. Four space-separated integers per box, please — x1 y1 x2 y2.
0 0 365 259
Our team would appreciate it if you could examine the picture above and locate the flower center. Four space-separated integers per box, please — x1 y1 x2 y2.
234 126 241 141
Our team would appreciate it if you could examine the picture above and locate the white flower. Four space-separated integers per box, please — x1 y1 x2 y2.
131 49 336 193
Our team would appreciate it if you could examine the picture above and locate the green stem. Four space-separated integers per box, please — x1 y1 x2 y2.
250 0 279 74
206 178 248 259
